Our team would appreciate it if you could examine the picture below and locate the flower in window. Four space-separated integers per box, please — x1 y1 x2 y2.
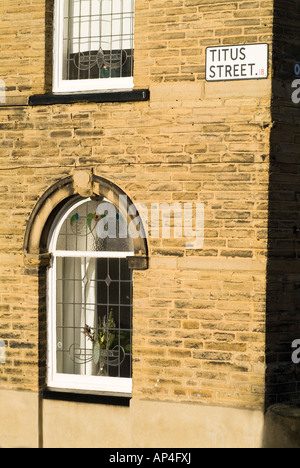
83 309 131 375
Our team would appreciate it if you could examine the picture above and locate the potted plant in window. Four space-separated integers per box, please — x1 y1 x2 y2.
83 309 131 376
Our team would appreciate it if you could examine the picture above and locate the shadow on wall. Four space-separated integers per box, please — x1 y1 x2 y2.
45 0 54 93
265 0 300 410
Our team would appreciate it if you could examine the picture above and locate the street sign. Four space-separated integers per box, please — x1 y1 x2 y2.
206 44 269 82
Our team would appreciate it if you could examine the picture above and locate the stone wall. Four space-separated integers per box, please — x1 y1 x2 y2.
0 0 275 415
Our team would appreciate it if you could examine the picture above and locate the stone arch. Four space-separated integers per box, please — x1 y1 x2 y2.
24 170 149 270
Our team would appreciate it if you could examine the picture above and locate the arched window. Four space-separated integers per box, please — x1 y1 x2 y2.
47 196 135 395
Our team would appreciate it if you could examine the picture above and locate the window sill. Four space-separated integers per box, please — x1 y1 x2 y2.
42 387 131 407
28 89 150 106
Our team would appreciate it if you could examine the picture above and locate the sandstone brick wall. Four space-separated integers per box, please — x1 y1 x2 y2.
0 0 275 410
265 0 300 407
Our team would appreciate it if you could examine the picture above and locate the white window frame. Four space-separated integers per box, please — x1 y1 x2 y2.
47 198 134 396
53 0 134 94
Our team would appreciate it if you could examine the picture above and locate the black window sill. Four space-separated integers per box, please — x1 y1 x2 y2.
42 388 131 407
29 89 150 106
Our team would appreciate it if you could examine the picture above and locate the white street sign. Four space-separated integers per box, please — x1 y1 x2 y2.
206 44 269 82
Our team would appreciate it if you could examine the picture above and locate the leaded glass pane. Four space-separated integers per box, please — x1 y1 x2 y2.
56 256 133 378
62 0 135 81
56 199 134 252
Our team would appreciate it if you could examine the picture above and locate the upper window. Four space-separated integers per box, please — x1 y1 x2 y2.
53 0 135 93
47 197 134 395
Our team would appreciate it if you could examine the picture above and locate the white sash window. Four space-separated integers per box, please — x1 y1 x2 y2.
53 0 135 93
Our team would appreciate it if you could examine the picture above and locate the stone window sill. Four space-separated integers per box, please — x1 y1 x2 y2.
42 387 131 407
28 89 150 106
